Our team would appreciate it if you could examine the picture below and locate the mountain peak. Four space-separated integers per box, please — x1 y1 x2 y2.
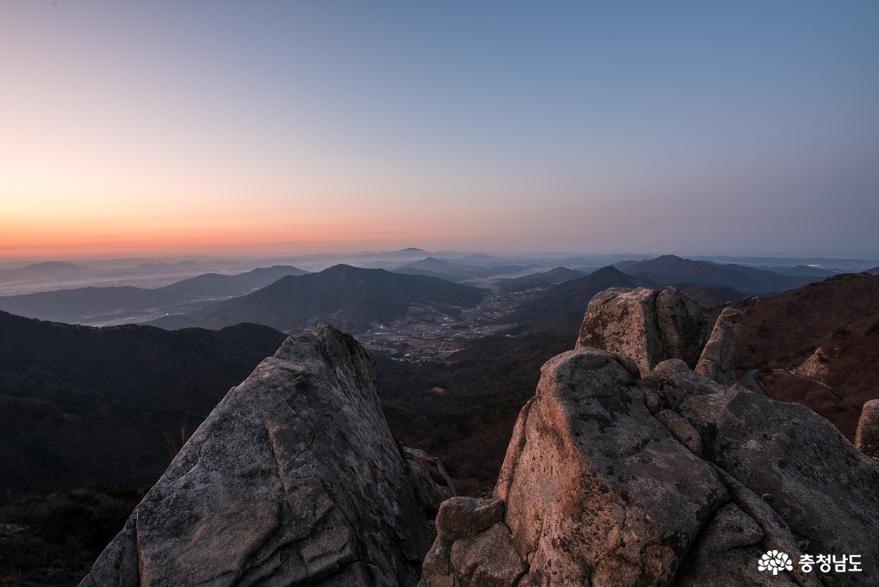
321 263 381 275
170 263 487 332
588 265 628 278
652 254 687 263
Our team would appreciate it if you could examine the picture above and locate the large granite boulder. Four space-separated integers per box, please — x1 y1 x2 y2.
576 286 706 376
80 325 434 587
695 306 744 384
421 347 879 587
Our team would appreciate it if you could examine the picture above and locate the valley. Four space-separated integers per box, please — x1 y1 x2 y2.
357 286 542 360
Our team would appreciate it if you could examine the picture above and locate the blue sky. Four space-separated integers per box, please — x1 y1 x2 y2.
1 1 878 257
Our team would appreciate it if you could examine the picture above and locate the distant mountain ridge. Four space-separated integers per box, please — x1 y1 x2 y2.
395 256 542 282
508 266 651 336
757 264 838 278
0 261 88 282
155 265 308 298
616 254 817 292
151 264 489 332
670 282 747 307
495 266 586 293
0 265 307 325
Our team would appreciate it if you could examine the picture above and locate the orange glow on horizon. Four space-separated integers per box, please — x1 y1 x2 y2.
0 220 432 258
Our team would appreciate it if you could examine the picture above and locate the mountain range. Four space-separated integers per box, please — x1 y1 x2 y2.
0 255 839 339
494 266 587 293
394 256 543 282
508 266 654 336
616 254 817 292
499 256 826 339
149 264 489 332
0 265 306 325
132 256 832 338
0 261 88 282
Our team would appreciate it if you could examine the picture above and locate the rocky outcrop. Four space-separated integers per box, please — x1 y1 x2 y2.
404 447 456 517
793 346 832 381
421 346 879 587
855 399 879 458
420 497 525 587
576 286 706 376
80 325 439 587
695 306 743 384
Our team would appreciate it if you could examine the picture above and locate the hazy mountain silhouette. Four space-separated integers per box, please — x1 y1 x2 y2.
394 257 541 282
508 266 651 336
150 264 489 332
0 286 179 324
0 265 306 324
153 265 307 298
670 282 747 307
495 267 586 293
616 254 816 292
0 261 89 282
0 311 286 497
757 264 838 278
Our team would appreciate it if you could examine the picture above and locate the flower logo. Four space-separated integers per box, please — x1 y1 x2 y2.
758 550 793 575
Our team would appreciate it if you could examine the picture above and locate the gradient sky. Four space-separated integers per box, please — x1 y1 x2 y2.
2 1 878 258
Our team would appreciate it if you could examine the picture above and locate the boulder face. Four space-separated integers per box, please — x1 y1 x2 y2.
695 306 744 384
421 347 879 587
403 447 456 518
80 325 438 587
855 399 879 458
576 286 706 376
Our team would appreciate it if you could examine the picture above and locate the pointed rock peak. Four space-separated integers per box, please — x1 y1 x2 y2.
695 306 744 384
274 322 363 361
81 326 446 587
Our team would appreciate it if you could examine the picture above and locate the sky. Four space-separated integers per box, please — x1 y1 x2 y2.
1 1 878 259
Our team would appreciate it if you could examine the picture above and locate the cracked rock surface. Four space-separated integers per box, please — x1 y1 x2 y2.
80 325 436 587
695 306 744 384
855 399 879 458
576 286 707 376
